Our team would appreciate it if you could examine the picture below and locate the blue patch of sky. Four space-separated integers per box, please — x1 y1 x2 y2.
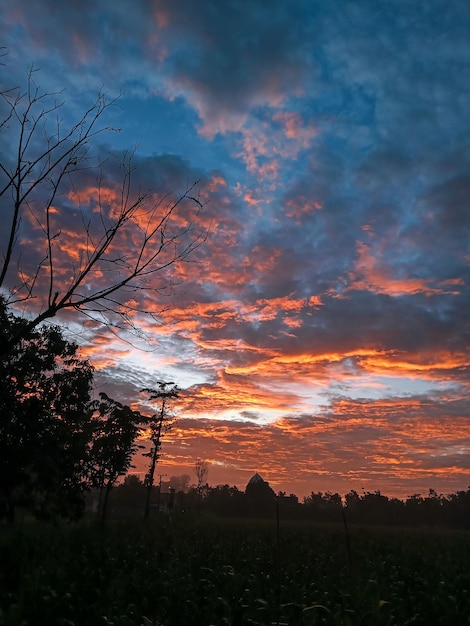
109 94 232 174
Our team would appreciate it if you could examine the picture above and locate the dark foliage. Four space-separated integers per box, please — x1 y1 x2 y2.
103 476 470 530
0 297 95 521
0 297 143 522
89 394 144 522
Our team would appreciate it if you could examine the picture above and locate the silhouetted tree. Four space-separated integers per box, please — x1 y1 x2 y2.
203 484 245 517
141 383 179 519
446 487 470 528
122 474 145 489
103 474 147 514
277 492 302 519
194 458 209 497
344 489 361 522
302 491 343 523
167 474 191 493
359 490 391 525
0 297 94 520
89 393 144 521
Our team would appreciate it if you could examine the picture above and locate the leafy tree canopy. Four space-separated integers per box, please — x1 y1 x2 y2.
0 296 143 522
0 296 94 520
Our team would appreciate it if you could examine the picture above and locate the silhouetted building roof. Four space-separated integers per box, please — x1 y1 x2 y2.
247 472 264 485
245 473 276 514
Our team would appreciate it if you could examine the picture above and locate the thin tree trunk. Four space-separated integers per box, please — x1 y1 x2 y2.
144 444 158 520
143 414 163 520
100 483 112 523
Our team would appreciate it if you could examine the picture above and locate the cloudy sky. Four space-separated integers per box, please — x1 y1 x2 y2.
1 0 469 498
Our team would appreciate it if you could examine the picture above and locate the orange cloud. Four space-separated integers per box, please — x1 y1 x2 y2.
206 175 227 191
179 368 301 418
347 240 464 296
356 350 470 380
67 185 120 211
149 292 323 344
243 190 262 207
129 393 470 500
271 111 317 146
236 112 317 180
284 195 323 221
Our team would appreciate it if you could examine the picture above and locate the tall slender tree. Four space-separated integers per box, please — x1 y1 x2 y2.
141 383 179 519
194 458 209 497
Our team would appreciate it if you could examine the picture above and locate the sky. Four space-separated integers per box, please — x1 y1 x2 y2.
0 0 469 499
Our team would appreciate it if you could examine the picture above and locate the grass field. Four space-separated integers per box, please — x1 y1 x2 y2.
1 515 469 625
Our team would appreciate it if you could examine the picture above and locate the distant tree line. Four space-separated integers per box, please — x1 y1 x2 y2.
92 473 470 530
301 487 470 529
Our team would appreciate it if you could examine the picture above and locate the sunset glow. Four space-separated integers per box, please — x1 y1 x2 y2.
1 1 469 500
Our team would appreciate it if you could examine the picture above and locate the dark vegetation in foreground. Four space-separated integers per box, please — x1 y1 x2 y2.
1 516 469 626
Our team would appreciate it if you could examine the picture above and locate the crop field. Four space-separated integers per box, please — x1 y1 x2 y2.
1 516 469 625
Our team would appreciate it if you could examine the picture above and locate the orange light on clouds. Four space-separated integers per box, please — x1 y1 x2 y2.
272 111 317 145
154 5 170 29
128 395 470 499
359 351 470 377
3 0 469 505
71 32 90 65
284 196 323 221
243 190 262 207
348 240 464 297
67 185 120 210
206 175 228 191
237 111 317 181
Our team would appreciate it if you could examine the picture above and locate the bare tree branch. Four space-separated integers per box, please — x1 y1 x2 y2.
0 68 206 355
